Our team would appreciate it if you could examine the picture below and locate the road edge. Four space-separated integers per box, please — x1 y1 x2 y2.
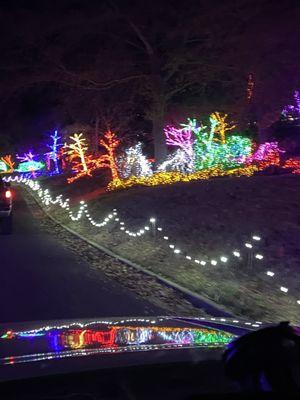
24 187 234 318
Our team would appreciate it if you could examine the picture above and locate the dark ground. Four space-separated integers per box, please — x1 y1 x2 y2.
0 189 164 324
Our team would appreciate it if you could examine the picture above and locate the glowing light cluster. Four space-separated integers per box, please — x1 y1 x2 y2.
0 155 15 173
246 142 284 168
117 142 152 179
282 90 300 121
108 165 259 191
283 158 300 174
45 130 63 174
16 152 45 176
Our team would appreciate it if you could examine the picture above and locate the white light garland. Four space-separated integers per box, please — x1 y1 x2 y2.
6 175 299 306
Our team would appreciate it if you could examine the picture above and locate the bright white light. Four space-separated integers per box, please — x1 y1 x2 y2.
194 259 200 264
245 243 252 248
297 300 300 305
233 251 240 257
252 235 261 241
186 256 192 260
255 254 263 260
220 256 228 262
211 260 217 266
157 227 162 231
169 244 175 249
200 261 206 266
280 286 288 293
174 249 181 254
266 271 275 277
144 226 150 231
149 218 156 223
163 236 169 240
140 229 145 234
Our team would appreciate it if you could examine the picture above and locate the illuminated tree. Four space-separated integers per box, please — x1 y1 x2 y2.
45 130 63 174
210 112 236 144
246 142 284 168
16 152 45 176
283 158 300 174
117 142 152 179
0 155 15 173
95 130 120 181
65 133 88 173
164 124 194 159
282 90 300 121
157 149 194 173
65 133 92 183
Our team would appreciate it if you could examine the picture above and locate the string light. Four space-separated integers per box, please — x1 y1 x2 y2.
7 176 300 306
266 271 275 277
117 142 152 179
280 286 288 293
282 90 300 120
45 130 63 175
283 158 300 174
252 235 261 241
210 112 236 144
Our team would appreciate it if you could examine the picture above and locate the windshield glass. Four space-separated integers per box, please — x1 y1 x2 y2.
0 0 300 395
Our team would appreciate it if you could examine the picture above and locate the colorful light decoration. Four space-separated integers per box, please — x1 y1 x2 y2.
283 158 300 174
108 165 259 191
117 142 152 179
282 90 300 121
164 124 195 158
0 160 8 173
96 130 120 182
246 142 284 168
16 152 45 176
65 133 93 183
0 155 15 173
210 112 236 144
157 149 195 173
45 130 63 174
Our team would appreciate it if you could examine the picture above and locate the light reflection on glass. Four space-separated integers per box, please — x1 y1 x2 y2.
0 321 235 365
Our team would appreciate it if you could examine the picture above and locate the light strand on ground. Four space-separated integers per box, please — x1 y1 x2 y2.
5 175 299 305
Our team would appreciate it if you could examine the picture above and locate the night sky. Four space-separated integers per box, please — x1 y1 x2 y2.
0 0 299 152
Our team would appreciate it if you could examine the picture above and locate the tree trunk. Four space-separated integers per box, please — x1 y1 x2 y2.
152 111 167 166
94 113 100 153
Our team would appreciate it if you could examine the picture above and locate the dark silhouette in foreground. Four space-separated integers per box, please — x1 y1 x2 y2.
223 321 300 393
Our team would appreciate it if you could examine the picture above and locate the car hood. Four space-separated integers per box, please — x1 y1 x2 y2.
0 316 264 382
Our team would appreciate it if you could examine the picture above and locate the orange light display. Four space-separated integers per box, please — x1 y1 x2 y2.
210 112 236 144
96 130 120 181
283 158 300 174
0 155 15 173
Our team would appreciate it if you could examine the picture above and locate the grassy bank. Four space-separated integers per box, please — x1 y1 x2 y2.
37 173 300 323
